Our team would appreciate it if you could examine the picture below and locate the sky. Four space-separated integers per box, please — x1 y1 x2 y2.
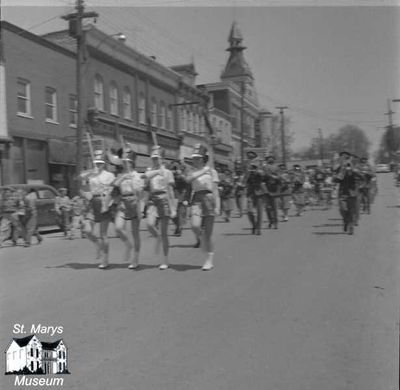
2 1 400 153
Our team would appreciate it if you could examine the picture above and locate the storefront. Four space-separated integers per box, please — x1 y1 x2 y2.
48 138 77 195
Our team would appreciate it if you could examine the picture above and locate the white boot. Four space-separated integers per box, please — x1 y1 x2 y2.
202 253 214 271
128 251 139 269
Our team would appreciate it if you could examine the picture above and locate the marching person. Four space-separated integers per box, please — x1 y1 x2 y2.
233 168 246 217
262 155 280 229
55 188 73 239
82 150 115 269
245 158 264 235
144 146 176 270
23 188 43 247
170 161 190 237
334 152 364 235
186 143 220 270
357 156 375 214
278 163 292 222
219 169 235 222
291 164 306 216
112 146 144 269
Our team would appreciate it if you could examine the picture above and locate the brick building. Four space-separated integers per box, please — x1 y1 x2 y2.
0 21 77 190
0 21 208 194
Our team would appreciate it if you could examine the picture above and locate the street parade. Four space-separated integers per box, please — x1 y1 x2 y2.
0 142 382 270
1 4 399 390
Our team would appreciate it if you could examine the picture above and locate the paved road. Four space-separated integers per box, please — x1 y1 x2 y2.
1 173 398 390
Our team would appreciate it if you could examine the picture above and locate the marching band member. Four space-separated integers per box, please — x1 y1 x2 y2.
186 143 220 270
219 169 235 222
277 163 291 222
112 146 144 269
334 152 364 235
262 155 281 229
291 164 306 216
144 146 176 270
170 161 190 237
83 150 115 269
233 168 246 217
245 158 264 235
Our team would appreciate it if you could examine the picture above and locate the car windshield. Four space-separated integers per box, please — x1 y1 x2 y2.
37 189 56 199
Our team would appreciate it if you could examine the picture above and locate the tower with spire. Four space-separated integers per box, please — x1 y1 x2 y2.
221 21 254 87
200 21 274 166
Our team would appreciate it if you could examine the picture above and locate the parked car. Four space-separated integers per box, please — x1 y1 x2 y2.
0 184 60 231
375 163 391 173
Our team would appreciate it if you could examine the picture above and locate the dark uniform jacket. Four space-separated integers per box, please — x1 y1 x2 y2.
246 170 264 197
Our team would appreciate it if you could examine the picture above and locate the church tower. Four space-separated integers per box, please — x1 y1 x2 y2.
221 21 254 87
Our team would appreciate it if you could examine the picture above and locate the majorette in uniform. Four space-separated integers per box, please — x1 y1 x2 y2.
186 143 220 271
82 149 115 269
112 146 144 269
144 146 176 270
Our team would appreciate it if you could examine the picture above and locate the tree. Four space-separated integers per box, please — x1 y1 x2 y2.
297 124 371 161
376 125 400 163
328 125 370 157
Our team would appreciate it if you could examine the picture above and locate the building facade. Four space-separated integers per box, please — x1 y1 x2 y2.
202 22 274 167
0 21 77 190
0 21 208 195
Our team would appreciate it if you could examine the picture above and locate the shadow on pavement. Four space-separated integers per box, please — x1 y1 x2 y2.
312 232 348 236
170 244 197 248
223 232 253 236
45 262 146 270
312 224 343 228
168 264 203 271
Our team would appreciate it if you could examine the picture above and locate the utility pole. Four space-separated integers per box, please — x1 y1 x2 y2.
275 106 288 165
384 98 395 162
240 81 246 164
318 128 324 161
62 0 98 182
385 98 394 129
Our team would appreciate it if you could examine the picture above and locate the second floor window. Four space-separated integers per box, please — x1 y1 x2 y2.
94 75 104 111
166 106 173 131
122 87 132 120
69 95 77 127
138 93 146 124
45 87 57 122
181 108 187 132
151 98 157 126
187 111 193 133
193 113 199 134
17 78 31 116
158 101 166 129
110 82 119 116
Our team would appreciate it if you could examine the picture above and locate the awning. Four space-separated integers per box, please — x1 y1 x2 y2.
48 139 76 165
